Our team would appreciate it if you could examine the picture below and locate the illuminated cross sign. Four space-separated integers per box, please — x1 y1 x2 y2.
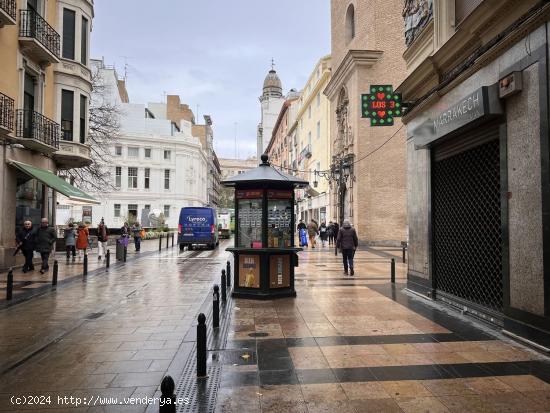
361 85 403 126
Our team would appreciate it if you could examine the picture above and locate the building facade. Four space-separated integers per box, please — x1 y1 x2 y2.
218 156 258 209
257 65 285 160
400 0 550 349
192 117 221 208
266 93 300 171
292 56 332 224
0 0 94 269
324 0 407 245
87 60 208 229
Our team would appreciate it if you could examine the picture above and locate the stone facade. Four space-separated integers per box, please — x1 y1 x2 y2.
324 0 408 246
400 0 550 348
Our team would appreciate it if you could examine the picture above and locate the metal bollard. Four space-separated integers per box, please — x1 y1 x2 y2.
6 268 13 300
391 258 395 283
123 247 127 262
213 285 220 328
106 249 110 268
159 234 162 251
159 375 176 413
83 253 88 276
166 232 169 249
196 313 207 378
402 246 406 264
221 270 227 301
52 260 58 286
171 233 174 247
226 260 231 287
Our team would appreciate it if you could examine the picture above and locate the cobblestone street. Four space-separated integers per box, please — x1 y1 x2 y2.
0 241 548 412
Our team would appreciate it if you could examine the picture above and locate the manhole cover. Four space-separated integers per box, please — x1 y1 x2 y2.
84 312 104 320
248 332 269 337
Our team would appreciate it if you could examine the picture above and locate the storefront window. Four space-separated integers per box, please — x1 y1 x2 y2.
267 190 293 248
15 178 44 231
236 189 263 248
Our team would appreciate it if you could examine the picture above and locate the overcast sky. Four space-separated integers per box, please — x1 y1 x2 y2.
91 0 331 159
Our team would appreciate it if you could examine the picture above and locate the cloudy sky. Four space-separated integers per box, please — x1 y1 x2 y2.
91 0 331 159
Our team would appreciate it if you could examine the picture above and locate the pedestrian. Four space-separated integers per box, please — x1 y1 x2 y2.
15 220 36 273
319 222 328 247
97 218 108 260
120 222 130 249
297 219 307 247
64 223 76 262
327 221 335 246
307 219 318 248
76 223 89 258
336 220 358 276
132 221 142 252
34 218 57 274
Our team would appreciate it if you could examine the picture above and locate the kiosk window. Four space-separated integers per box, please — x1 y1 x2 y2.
267 199 292 248
237 199 263 248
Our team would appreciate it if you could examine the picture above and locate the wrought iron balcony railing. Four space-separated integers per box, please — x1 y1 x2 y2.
19 9 60 58
0 92 15 133
16 109 60 149
0 0 16 22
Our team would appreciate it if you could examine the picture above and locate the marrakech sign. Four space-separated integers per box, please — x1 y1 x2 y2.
361 85 403 126
412 85 504 148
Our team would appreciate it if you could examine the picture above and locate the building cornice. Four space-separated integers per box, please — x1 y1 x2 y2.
289 70 331 136
323 50 384 99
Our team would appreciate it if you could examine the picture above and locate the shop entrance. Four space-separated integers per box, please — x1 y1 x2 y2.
432 125 503 313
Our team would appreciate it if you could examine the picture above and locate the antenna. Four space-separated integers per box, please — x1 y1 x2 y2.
120 56 135 81
271 58 275 71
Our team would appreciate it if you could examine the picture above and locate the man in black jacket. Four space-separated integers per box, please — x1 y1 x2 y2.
336 220 358 275
35 218 57 274
16 220 36 273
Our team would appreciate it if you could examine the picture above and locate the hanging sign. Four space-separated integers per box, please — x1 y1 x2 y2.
361 85 402 126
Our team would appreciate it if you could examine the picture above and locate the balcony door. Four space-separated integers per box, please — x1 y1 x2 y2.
23 72 35 139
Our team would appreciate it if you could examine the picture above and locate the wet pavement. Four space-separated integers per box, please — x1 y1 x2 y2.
0 240 548 412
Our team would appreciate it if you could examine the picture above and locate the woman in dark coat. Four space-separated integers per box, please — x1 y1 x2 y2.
16 220 36 273
319 222 329 247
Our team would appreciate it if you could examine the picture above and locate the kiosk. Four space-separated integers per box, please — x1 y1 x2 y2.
222 154 308 299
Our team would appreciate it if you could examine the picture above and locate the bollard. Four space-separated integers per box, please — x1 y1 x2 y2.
52 260 58 286
402 245 406 264
171 233 174 247
226 260 231 287
123 247 127 262
83 253 88 276
166 232 169 249
213 285 220 328
6 268 13 300
221 270 227 301
159 375 176 413
159 234 162 251
106 249 110 268
391 258 395 283
196 313 207 378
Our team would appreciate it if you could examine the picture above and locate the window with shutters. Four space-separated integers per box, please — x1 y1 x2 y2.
62 9 75 60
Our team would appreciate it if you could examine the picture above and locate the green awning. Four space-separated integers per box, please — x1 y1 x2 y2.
9 160 100 204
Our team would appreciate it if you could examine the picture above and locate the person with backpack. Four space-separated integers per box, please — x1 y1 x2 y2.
97 218 108 260
307 219 319 248
319 222 329 247
336 220 358 275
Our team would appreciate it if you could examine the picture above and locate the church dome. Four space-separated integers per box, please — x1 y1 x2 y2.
263 69 283 98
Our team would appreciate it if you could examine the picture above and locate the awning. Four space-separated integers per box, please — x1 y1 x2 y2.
9 160 100 204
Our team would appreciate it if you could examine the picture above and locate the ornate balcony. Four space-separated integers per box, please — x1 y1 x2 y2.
19 9 60 65
0 0 16 27
0 92 14 138
53 141 92 169
15 109 60 154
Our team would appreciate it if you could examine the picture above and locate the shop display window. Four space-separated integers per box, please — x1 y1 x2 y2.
267 190 293 248
237 190 263 248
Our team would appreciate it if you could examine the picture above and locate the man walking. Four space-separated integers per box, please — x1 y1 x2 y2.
16 220 36 273
35 218 57 274
97 218 108 260
336 220 358 275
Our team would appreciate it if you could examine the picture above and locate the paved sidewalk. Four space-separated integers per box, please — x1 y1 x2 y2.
214 246 550 412
0 236 176 305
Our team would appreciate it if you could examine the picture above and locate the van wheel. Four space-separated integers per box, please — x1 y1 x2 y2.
179 244 184 252
188 245 193 251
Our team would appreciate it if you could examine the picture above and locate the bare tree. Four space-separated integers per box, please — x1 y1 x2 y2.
62 68 121 191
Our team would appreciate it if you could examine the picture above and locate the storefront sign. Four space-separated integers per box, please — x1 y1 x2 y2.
267 190 292 199
239 255 260 288
412 85 504 148
361 85 403 126
82 206 92 223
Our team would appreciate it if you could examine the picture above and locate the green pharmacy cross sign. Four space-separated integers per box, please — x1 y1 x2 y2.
361 85 403 126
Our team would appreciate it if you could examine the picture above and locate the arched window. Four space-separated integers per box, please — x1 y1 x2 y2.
345 4 355 42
